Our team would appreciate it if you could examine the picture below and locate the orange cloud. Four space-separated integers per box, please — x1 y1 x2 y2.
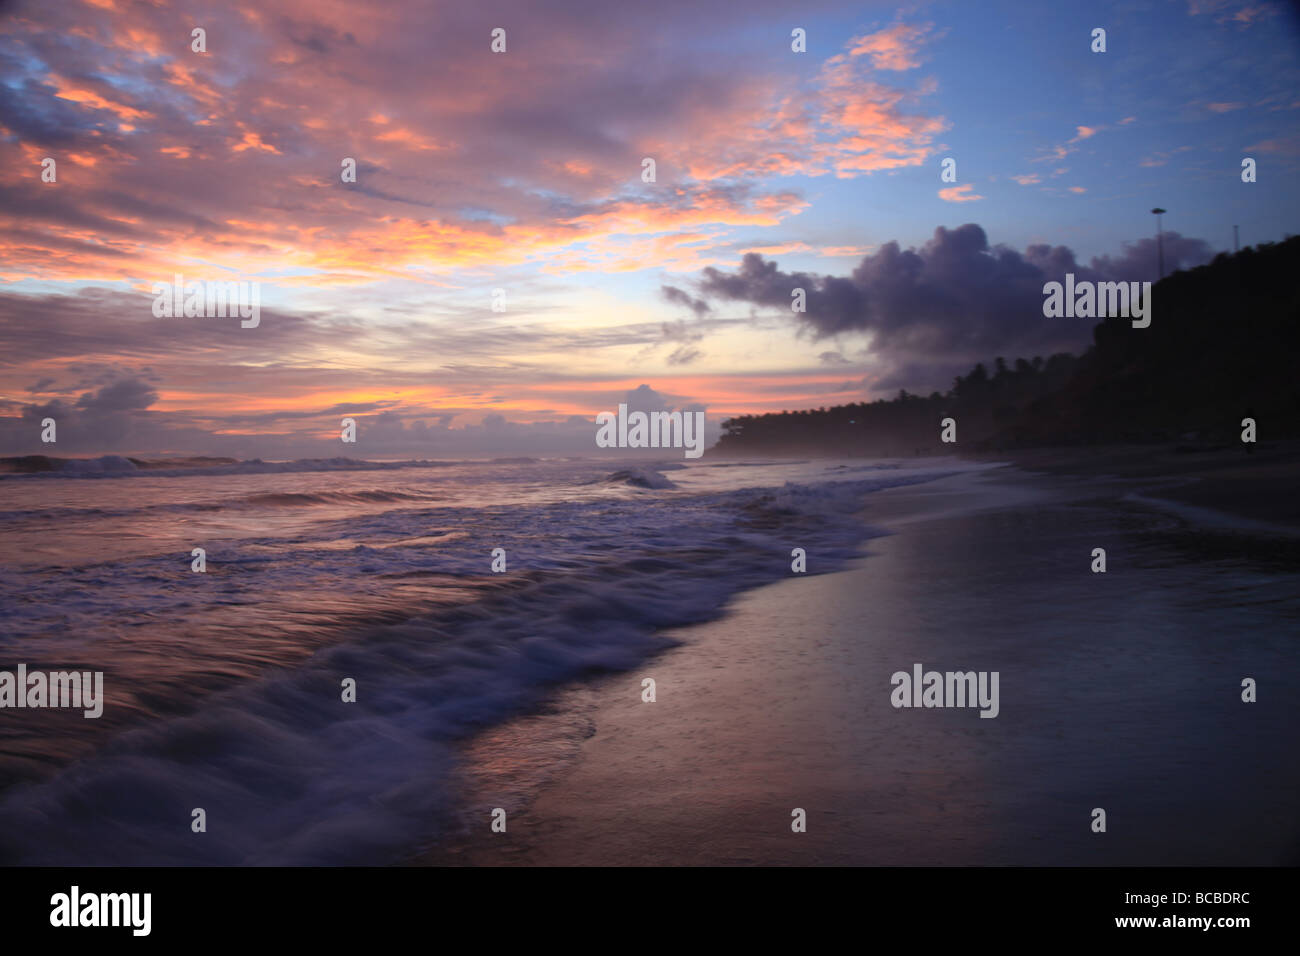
374 127 447 151
938 184 984 202
231 126 282 154
51 77 152 122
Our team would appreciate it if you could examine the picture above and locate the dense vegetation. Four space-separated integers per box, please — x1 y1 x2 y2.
715 237 1300 456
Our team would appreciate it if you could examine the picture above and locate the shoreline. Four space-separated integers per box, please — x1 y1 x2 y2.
416 463 1300 866
977 441 1300 531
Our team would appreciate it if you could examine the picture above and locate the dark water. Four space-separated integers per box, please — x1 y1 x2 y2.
0 454 973 864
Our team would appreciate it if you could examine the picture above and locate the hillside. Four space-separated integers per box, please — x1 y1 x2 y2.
714 238 1300 456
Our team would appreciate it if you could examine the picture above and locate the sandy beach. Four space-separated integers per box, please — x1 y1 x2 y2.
420 463 1300 866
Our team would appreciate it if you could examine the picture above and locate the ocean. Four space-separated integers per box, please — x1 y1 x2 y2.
0 454 976 864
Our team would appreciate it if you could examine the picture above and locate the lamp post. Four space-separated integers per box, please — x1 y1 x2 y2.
1151 208 1166 279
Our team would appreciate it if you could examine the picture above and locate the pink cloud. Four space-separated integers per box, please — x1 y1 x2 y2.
2 2 946 281
938 184 984 202
846 22 933 71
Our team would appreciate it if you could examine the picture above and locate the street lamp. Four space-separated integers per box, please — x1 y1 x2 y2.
1151 208 1166 280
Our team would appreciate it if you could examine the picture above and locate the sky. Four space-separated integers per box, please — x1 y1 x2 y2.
1 0 1298 458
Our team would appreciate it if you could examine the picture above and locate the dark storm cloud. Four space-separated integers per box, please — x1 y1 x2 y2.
692 224 1218 391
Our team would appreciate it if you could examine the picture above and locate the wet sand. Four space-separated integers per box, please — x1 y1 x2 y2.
420 465 1300 866
991 441 1300 530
